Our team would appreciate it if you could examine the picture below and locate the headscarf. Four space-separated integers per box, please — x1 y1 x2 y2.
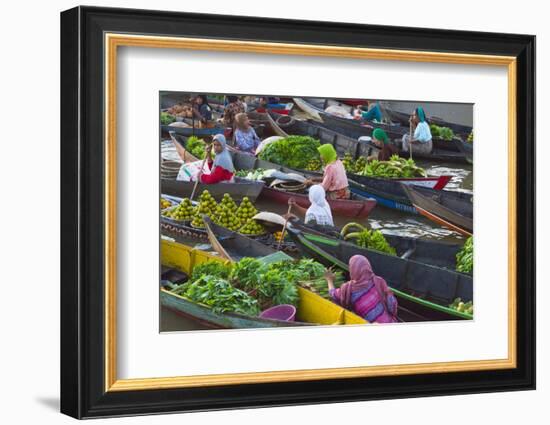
211 134 235 172
339 255 391 311
415 107 427 123
318 144 337 164
196 94 210 108
306 185 334 226
372 128 389 144
227 95 239 104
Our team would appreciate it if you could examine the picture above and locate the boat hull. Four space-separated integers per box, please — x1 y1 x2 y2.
161 178 264 202
160 239 366 327
401 185 473 235
261 186 377 219
288 229 473 321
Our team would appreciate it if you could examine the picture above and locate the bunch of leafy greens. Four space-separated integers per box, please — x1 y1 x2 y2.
186 136 206 159
191 261 231 281
161 112 176 125
258 136 321 169
456 236 473 273
182 275 260 316
429 124 455 141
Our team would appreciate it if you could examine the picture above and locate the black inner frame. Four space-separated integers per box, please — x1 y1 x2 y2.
60 6 535 419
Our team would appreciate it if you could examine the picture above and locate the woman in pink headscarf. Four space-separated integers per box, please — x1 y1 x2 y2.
325 255 398 323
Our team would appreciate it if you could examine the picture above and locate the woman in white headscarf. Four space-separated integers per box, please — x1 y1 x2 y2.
287 184 334 227
199 134 235 184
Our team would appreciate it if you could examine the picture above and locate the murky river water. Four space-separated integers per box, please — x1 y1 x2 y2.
160 140 473 331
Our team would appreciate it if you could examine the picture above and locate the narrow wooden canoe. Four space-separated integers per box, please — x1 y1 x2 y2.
254 215 464 272
161 124 224 137
286 227 473 321
203 216 275 262
161 178 265 202
401 185 473 236
261 185 377 219
347 174 452 214
160 239 367 328
452 138 473 164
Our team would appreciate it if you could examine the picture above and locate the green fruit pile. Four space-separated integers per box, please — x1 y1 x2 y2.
449 298 473 315
239 218 265 235
235 197 264 235
167 198 195 221
213 205 241 230
190 190 218 228
359 155 427 178
341 154 368 174
467 131 473 143
219 193 238 213
305 158 322 171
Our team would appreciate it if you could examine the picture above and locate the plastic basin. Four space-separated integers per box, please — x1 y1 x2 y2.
259 304 296 322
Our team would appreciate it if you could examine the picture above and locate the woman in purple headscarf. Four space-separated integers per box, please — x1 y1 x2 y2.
325 255 398 324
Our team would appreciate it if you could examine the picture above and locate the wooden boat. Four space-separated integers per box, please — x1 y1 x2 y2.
161 178 264 202
453 138 473 164
347 174 452 214
296 97 408 140
261 184 377 219
286 227 473 321
255 214 465 272
203 216 274 261
160 238 367 328
294 99 470 163
385 108 473 139
161 124 224 137
255 102 293 115
401 185 473 236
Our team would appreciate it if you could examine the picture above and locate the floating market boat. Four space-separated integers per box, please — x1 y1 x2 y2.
261 183 377 219
452 138 473 164
254 213 465 272
160 239 367 328
347 174 452 214
203 216 273 261
296 97 407 139
161 123 224 137
161 178 264 202
401 185 473 236
385 108 473 139
285 227 473 321
255 102 293 115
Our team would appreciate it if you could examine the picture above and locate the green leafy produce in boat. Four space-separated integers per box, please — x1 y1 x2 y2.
358 155 427 178
449 297 473 315
161 111 176 125
430 124 455 141
456 236 473 273
258 135 321 170
467 131 474 143
186 136 207 159
341 223 397 256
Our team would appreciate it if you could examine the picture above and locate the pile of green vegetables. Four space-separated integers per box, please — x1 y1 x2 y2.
258 136 321 170
359 155 427 178
170 257 338 315
235 168 267 180
186 136 207 159
456 236 473 273
161 112 176 125
430 124 455 141
341 223 396 256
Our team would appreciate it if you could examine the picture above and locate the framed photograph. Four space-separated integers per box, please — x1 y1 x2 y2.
60 6 535 419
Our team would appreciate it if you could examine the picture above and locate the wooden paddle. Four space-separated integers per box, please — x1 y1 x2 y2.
408 119 414 160
190 143 211 201
277 204 293 251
